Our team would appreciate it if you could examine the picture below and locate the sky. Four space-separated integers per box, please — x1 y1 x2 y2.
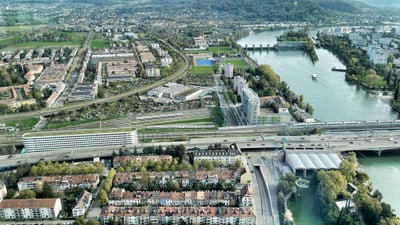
353 0 400 8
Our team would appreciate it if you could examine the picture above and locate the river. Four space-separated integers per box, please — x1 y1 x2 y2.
237 30 399 122
237 30 400 222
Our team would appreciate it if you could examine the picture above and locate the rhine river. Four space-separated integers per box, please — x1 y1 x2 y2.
238 30 400 223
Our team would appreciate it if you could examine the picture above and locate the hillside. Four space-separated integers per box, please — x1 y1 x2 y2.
147 0 366 22
11 0 375 23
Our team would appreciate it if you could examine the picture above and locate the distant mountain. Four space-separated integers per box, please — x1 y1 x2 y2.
351 0 400 8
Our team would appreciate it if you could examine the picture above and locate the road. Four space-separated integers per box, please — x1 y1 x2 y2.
0 39 190 122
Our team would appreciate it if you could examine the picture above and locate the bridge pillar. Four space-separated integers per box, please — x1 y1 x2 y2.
245 44 247 51
260 44 262 51
376 150 383 157
252 44 255 52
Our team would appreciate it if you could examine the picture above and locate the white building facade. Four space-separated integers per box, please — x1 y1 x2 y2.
0 198 62 220
241 88 260 125
224 63 234 78
22 128 138 152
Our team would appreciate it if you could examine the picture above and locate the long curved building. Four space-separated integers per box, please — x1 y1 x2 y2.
22 128 138 152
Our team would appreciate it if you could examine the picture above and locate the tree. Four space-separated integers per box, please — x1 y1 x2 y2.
38 182 55 198
97 189 108 206
18 189 36 199
339 160 356 183
229 159 242 170
166 180 180 192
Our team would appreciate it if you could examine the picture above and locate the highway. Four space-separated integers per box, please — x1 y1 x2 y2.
0 39 190 122
3 129 400 170
253 164 274 225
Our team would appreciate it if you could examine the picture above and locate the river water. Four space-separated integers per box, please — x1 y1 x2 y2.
237 30 400 222
237 30 398 122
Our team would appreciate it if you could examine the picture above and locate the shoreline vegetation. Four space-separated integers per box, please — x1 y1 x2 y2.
278 152 400 225
277 29 318 64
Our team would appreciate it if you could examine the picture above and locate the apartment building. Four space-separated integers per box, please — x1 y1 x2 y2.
0 198 62 220
108 188 238 207
113 169 238 188
22 128 138 152
18 174 100 192
72 190 92 217
241 87 260 125
113 155 173 169
193 149 241 166
100 206 255 225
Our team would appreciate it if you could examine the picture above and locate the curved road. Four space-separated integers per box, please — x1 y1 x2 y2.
0 39 190 122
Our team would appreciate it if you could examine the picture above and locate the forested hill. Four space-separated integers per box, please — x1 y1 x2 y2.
147 0 366 22
14 0 372 22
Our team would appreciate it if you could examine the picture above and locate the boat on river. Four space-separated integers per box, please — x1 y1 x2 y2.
311 73 317 80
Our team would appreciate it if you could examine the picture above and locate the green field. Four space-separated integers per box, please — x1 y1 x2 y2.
224 59 249 68
90 39 110 49
6 117 40 131
190 66 214 75
0 36 24 46
208 46 235 54
184 49 209 54
5 41 82 50
0 25 47 33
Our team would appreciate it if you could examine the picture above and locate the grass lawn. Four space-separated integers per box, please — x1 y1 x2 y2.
190 66 214 75
5 41 82 50
152 118 213 125
184 49 209 54
6 117 40 131
208 46 235 54
224 59 249 68
90 39 110 49
0 36 24 46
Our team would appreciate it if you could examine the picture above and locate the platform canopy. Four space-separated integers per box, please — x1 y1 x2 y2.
286 153 342 172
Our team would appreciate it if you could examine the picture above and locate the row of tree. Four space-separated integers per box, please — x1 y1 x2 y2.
97 168 116 206
30 160 105 176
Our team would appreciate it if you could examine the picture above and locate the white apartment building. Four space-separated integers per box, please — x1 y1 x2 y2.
22 128 138 152
0 184 6 201
100 206 255 225
72 190 92 217
224 63 234 78
193 149 241 166
241 87 260 125
0 198 62 220
233 75 248 96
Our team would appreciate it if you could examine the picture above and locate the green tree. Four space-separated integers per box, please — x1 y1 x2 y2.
97 189 108 206
339 160 356 183
38 182 55 198
18 189 36 199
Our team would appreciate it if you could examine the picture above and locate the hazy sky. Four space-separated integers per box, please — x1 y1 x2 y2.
353 0 400 8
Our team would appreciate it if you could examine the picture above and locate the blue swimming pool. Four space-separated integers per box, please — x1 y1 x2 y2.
196 59 215 66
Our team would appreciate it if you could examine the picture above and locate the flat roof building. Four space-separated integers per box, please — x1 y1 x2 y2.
22 128 138 152
241 87 260 125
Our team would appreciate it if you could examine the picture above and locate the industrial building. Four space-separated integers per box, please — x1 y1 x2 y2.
285 153 342 177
